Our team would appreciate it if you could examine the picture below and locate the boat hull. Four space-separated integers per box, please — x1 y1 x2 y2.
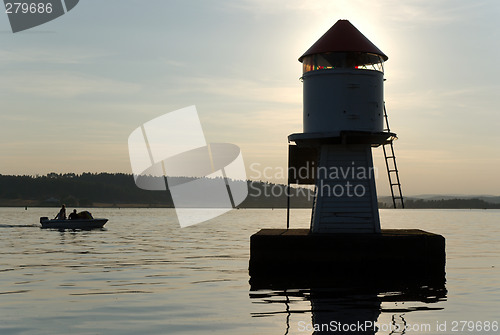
40 218 108 230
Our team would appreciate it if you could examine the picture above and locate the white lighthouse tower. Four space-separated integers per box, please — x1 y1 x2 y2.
289 19 395 234
250 20 444 289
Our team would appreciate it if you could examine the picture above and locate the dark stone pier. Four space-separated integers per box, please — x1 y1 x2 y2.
249 229 446 289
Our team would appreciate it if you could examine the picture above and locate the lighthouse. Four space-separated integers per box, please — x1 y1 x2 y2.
288 19 396 233
300 20 386 135
249 20 445 289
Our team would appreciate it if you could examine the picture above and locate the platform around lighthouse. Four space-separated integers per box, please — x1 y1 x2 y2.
249 228 446 288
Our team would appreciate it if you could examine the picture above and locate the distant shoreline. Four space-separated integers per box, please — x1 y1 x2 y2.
2 198 500 210
0 198 169 208
1 173 500 209
0 198 309 209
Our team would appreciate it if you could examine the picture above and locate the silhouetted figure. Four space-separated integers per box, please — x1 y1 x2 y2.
55 204 66 220
68 209 78 220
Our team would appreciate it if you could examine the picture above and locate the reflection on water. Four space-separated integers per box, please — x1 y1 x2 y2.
250 284 447 335
1 208 500 334
249 223 447 334
249 233 447 335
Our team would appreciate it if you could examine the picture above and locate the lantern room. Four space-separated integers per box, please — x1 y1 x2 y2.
299 20 388 135
301 52 385 73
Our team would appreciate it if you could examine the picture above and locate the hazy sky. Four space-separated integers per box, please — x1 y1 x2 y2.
1 0 499 196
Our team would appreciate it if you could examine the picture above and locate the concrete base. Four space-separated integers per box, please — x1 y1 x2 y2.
249 229 446 289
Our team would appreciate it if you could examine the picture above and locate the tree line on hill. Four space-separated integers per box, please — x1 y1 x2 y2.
379 198 500 209
0 173 498 209
0 173 313 208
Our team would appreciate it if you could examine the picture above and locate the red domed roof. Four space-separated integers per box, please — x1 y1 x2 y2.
299 20 388 62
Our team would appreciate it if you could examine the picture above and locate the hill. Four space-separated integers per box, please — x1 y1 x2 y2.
1 173 499 209
0 173 313 208
379 196 500 209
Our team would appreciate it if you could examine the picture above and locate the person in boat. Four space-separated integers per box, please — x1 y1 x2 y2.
54 204 66 220
68 209 78 220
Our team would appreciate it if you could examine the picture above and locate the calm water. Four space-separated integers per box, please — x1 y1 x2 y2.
1 208 499 334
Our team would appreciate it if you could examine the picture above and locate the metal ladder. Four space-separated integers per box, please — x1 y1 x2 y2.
383 104 405 209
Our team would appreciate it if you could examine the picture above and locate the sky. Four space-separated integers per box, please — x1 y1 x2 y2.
0 0 499 196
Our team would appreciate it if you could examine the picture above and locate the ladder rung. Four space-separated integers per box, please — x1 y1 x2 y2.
388 169 398 173
385 156 395 159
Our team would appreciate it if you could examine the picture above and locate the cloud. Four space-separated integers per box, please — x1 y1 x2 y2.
229 0 470 23
172 75 302 105
1 72 141 98
0 48 109 65
228 0 353 15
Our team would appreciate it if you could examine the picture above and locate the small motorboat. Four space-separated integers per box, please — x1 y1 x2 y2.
40 217 108 230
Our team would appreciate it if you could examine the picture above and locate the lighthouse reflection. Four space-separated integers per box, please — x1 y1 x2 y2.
250 282 446 335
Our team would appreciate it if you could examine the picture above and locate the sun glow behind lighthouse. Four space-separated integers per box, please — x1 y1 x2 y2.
1 1 499 195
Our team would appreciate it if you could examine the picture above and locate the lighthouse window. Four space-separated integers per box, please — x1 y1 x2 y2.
302 53 384 74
